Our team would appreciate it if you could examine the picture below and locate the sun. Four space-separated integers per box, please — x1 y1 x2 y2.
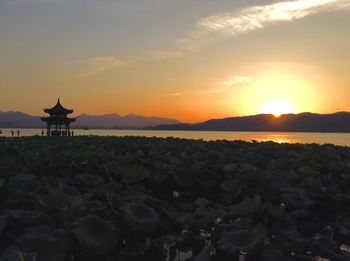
261 99 295 117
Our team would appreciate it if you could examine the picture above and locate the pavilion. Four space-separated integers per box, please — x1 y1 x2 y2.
41 98 76 136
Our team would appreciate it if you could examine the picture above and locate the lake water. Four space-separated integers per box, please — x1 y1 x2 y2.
1 128 350 146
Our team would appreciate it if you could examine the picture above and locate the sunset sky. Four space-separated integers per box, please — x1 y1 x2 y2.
0 0 349 122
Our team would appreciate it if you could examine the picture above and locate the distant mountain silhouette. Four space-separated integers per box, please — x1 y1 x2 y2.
0 111 180 129
146 112 350 133
0 111 41 128
73 113 180 129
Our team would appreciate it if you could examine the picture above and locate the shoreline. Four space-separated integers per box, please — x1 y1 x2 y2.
1 130 350 147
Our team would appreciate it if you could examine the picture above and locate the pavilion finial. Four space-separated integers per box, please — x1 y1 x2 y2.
57 97 60 104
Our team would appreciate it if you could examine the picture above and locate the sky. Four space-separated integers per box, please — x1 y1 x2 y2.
0 0 349 122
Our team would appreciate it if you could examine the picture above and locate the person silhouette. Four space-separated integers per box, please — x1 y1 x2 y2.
17 130 20 137
11 130 14 138
42 130 44 136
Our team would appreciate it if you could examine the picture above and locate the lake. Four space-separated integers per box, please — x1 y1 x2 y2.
1 128 350 146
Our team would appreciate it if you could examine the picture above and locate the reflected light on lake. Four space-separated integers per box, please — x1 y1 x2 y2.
1 128 350 146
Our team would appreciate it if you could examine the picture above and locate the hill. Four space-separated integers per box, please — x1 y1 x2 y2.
73 113 180 129
0 111 180 129
147 112 350 133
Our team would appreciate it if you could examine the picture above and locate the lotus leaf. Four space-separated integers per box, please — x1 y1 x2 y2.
121 202 158 232
0 178 5 189
194 206 209 219
38 185 71 211
218 226 268 254
338 173 350 184
16 226 71 261
10 174 35 183
72 214 119 255
18 253 37 261
281 187 313 210
8 210 50 227
266 204 285 219
223 163 236 174
0 215 7 238
301 176 323 190
194 244 215 261
228 197 254 216
194 197 212 208
163 207 190 223
298 166 318 177
122 165 150 184
1 136 350 260
241 163 256 175
0 250 37 261
220 178 240 191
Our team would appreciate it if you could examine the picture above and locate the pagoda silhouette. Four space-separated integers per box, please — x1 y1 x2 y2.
41 98 76 136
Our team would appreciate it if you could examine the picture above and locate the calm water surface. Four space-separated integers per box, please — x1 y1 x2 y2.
1 128 350 146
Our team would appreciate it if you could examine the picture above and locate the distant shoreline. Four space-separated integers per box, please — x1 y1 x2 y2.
1 129 350 146
1 127 350 134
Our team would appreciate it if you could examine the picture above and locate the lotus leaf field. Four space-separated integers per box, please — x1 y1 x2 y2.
1 136 350 260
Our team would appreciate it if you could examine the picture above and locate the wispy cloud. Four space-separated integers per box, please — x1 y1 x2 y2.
193 75 255 96
220 75 255 86
198 0 349 35
192 87 226 96
149 50 187 60
61 0 349 79
153 0 350 58
68 56 126 80
165 92 182 96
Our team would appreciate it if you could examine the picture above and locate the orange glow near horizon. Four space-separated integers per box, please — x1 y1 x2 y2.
0 1 349 123
229 63 328 120
261 99 295 117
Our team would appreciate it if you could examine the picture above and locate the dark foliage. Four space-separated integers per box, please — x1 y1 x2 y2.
0 136 350 260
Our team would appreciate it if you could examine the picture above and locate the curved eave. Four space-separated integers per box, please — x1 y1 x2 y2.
41 116 76 123
44 108 74 116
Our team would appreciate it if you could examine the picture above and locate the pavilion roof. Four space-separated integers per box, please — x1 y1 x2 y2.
43 98 74 116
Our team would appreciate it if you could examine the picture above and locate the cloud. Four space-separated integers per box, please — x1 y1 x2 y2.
198 0 349 35
165 92 182 96
149 50 187 60
192 87 226 96
220 75 255 86
192 75 256 96
59 0 348 79
68 56 126 80
153 0 350 59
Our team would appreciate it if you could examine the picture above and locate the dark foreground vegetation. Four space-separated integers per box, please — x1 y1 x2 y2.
0 136 350 261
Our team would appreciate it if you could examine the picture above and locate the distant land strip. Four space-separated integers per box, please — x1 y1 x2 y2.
146 112 350 133
2 111 350 133
0 111 180 129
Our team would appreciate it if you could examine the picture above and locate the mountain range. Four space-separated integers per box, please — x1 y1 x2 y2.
2 111 350 133
0 111 180 129
146 112 350 133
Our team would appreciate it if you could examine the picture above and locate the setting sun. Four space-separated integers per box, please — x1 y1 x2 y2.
261 99 295 117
